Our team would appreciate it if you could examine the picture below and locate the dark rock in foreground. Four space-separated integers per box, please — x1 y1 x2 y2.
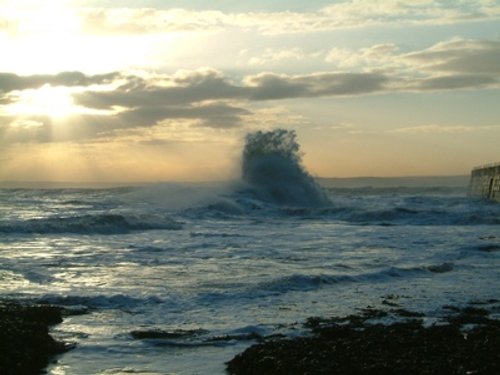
131 328 208 339
227 304 500 375
0 301 73 375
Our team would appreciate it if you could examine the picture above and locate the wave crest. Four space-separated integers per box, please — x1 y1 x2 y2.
241 129 330 207
0 213 182 234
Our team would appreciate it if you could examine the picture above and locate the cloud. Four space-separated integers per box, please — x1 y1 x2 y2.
242 105 309 131
73 69 389 124
0 94 14 104
80 8 226 35
245 72 389 100
400 39 500 90
321 0 500 28
248 48 309 66
3 34 500 146
72 69 389 132
325 38 500 91
0 115 52 144
72 69 251 131
137 138 179 147
413 74 498 91
1 1 480 40
326 44 400 69
117 102 250 129
74 1 500 36
0 72 119 93
388 124 496 134
75 69 243 109
2 68 391 144
403 39 500 74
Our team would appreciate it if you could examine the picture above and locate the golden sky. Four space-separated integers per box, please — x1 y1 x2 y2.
1 0 500 182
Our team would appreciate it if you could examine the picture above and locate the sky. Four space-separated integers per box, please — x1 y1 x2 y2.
0 0 499 182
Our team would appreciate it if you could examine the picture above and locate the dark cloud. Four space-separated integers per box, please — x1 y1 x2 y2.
138 139 178 147
401 39 500 91
0 72 120 93
3 38 499 146
76 70 244 109
415 74 498 91
68 70 388 137
404 40 500 75
75 70 389 111
246 72 388 100
0 102 250 145
117 102 250 128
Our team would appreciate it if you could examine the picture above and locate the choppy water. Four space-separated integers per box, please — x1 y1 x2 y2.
0 129 498 374
1 182 499 374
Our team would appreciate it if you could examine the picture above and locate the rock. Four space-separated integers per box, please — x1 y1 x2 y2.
227 304 500 375
0 300 74 375
130 328 208 339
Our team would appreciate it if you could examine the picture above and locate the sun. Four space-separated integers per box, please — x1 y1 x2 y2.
7 85 78 119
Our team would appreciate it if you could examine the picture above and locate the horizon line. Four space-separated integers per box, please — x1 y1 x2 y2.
0 174 470 187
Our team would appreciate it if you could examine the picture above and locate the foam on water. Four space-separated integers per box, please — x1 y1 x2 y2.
0 130 499 374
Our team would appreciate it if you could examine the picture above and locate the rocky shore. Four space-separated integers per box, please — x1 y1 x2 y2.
0 301 73 375
227 301 500 375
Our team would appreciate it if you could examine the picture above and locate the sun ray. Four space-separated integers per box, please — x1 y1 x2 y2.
4 85 114 119
6 85 77 118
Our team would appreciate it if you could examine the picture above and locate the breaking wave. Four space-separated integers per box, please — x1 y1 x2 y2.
241 129 331 207
37 294 164 309
195 263 455 303
0 213 182 234
254 264 455 294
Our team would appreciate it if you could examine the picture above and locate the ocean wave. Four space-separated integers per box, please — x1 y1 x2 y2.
197 264 455 303
452 214 500 225
0 213 182 234
37 294 164 309
268 265 454 292
338 206 446 225
259 274 356 293
241 129 330 207
279 201 500 226
180 186 500 226
190 231 246 238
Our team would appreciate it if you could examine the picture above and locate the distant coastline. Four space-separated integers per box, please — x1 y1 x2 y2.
0 175 470 189
318 175 469 189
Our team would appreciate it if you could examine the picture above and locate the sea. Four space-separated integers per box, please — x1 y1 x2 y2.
1 131 499 374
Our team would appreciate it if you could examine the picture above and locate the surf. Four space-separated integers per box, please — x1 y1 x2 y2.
241 129 331 207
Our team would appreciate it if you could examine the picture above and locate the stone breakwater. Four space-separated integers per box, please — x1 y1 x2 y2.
0 301 74 375
469 161 500 202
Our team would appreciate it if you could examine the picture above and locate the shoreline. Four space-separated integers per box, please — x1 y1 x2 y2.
0 301 74 375
1 298 499 374
227 300 500 375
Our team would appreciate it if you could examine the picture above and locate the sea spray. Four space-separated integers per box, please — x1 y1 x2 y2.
241 129 331 207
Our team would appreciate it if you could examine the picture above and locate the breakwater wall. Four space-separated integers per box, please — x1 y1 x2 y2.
468 162 500 202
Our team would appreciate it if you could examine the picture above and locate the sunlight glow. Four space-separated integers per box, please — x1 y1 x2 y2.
7 85 81 118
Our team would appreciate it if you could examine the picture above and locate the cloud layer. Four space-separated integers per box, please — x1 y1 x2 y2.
2 1 499 38
1 37 499 144
0 72 118 93
78 1 500 35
